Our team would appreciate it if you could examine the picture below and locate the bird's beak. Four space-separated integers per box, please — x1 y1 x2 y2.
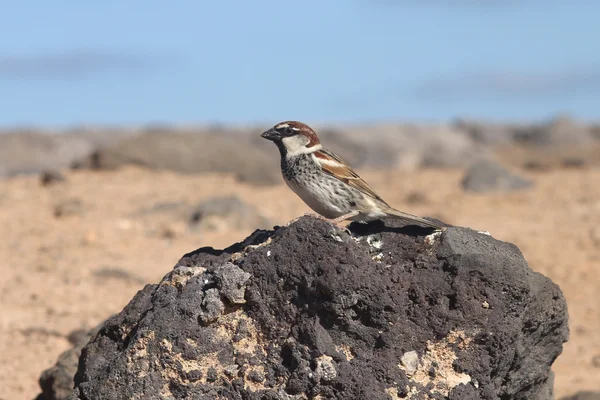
260 128 280 141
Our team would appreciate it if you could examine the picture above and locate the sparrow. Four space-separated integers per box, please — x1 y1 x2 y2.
260 121 444 230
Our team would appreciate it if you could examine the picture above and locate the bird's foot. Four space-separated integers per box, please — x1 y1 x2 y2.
330 211 359 224
326 211 360 228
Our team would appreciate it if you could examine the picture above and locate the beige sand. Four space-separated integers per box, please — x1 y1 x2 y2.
1 166 598 399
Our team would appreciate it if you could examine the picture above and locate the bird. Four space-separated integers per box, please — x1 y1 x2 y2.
260 121 444 230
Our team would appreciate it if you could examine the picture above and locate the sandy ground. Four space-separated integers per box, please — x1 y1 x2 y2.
0 165 599 399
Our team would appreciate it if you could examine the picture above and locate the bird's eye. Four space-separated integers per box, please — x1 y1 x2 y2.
284 127 294 135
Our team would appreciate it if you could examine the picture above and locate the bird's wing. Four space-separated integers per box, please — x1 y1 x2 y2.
312 148 388 204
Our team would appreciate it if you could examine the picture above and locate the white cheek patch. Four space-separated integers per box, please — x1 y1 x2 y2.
283 136 321 157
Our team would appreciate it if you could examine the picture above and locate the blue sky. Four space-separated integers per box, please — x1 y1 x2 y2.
0 0 599 126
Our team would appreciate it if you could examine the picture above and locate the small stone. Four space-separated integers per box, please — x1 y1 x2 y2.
233 319 250 342
428 366 437 378
314 355 337 382
158 223 179 239
366 235 383 250
206 367 218 382
400 351 419 376
405 191 428 205
40 169 65 186
54 198 85 218
425 231 443 246
224 364 238 378
186 369 202 382
372 253 384 262
247 369 265 383
482 301 490 309
215 263 251 305
198 289 225 325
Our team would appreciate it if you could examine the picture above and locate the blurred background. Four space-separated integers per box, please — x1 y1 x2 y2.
1 1 599 399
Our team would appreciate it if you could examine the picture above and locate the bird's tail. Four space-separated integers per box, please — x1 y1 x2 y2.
382 208 445 230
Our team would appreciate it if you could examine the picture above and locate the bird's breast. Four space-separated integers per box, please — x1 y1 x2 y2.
281 154 359 218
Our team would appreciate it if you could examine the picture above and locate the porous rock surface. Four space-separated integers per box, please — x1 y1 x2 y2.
69 217 568 400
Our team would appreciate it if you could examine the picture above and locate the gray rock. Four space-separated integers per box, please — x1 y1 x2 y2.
189 195 273 232
513 115 595 146
66 216 568 400
70 129 281 185
453 118 515 146
560 392 600 400
214 263 251 305
462 159 533 193
0 128 129 178
534 370 554 400
337 123 483 169
5 118 600 184
418 128 484 169
318 129 399 169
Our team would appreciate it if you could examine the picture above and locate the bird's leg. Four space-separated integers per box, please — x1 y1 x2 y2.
304 212 328 220
328 211 360 226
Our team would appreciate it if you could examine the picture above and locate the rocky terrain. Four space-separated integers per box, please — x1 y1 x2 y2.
0 117 599 399
1 115 599 180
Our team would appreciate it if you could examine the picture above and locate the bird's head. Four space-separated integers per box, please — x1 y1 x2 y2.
260 121 321 156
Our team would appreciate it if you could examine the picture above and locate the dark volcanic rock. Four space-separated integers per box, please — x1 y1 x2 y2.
37 325 102 400
69 217 568 400
462 159 533 193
